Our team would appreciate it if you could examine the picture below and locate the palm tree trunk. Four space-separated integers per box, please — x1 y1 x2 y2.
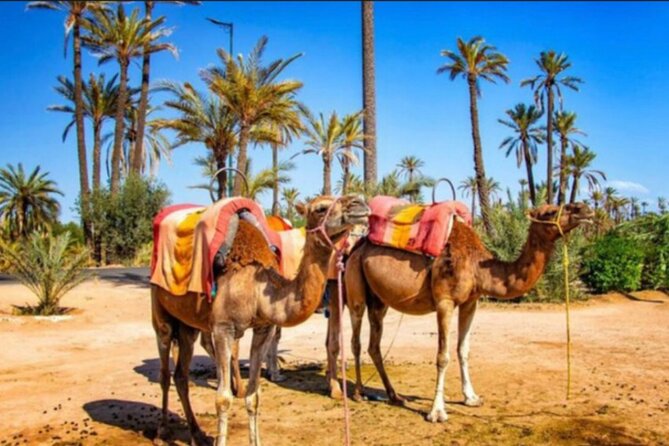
557 135 568 205
132 0 153 174
342 162 350 195
214 146 228 200
233 125 250 196
73 19 90 239
323 153 332 195
362 0 377 188
467 75 493 235
92 121 102 191
545 88 555 204
271 143 280 214
471 193 476 222
522 138 537 206
111 60 129 195
569 174 580 204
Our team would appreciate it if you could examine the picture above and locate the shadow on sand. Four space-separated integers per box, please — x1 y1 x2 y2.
134 355 228 389
83 399 191 444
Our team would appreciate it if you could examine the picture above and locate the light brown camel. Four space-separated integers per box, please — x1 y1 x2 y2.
333 203 593 422
151 194 369 446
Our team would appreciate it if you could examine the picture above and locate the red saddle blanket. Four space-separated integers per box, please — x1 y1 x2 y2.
150 198 282 297
367 196 472 257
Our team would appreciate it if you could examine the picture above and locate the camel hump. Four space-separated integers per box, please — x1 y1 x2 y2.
225 220 280 272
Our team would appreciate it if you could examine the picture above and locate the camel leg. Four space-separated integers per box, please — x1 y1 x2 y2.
213 324 234 446
246 325 276 446
325 281 343 399
201 332 245 398
367 296 405 405
458 300 482 406
427 299 455 423
151 296 174 444
265 326 285 382
345 249 367 402
173 324 208 446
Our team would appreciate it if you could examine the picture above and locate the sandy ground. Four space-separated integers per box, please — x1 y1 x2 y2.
1 277 668 446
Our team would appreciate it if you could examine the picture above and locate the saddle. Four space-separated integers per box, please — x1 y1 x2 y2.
150 198 301 297
367 196 472 257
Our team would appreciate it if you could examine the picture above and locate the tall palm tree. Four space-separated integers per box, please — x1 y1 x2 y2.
297 110 343 195
553 111 585 204
397 155 425 202
486 177 502 204
82 4 176 194
154 81 237 199
459 176 478 219
521 50 583 204
589 189 604 211
338 112 365 195
0 164 63 238
498 103 544 206
202 36 303 196
603 186 618 218
133 1 199 175
121 102 171 177
243 159 294 201
281 187 300 222
658 197 667 215
362 0 377 188
49 73 119 190
27 1 107 209
438 36 510 235
629 197 641 219
565 145 606 204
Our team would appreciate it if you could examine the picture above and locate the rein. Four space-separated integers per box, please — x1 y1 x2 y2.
527 205 572 400
307 197 351 445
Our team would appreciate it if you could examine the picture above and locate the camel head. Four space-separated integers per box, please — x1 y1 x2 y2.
296 194 370 244
528 202 594 241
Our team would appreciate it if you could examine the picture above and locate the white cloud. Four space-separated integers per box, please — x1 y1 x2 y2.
607 180 649 195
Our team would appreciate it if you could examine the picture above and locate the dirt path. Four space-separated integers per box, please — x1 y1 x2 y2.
1 280 668 445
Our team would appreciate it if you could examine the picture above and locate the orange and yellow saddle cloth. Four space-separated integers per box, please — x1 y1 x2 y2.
367 196 472 257
150 198 305 297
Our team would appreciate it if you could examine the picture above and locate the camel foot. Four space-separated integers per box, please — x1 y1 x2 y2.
329 381 343 400
191 429 212 446
464 395 484 407
389 393 407 407
426 408 448 423
352 391 366 402
268 372 287 383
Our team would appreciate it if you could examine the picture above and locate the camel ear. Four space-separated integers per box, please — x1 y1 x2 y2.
295 202 307 216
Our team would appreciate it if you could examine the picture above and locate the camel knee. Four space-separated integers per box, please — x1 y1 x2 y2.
216 390 234 415
436 352 451 369
244 391 260 416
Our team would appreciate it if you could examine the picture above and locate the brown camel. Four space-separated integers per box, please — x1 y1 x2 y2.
151 194 369 446
332 203 592 422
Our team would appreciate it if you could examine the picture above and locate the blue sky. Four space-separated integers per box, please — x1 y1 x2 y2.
1 1 668 221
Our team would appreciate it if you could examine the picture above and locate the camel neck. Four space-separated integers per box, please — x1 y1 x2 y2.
478 224 557 299
276 233 333 327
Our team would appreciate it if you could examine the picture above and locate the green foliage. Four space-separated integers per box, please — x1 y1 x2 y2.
82 175 169 264
131 242 153 267
52 221 85 246
0 232 89 315
581 233 644 293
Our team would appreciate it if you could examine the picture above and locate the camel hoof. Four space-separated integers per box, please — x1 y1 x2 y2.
329 384 343 400
268 372 287 383
191 430 212 446
389 394 407 407
154 424 170 445
352 392 365 402
464 395 484 407
426 409 448 423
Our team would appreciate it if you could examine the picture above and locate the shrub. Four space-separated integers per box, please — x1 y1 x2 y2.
580 233 644 293
131 242 153 267
0 232 90 315
615 214 669 290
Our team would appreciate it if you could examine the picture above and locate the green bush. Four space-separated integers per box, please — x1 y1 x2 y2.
0 232 89 315
81 174 169 265
130 242 153 267
580 233 644 293
615 214 669 290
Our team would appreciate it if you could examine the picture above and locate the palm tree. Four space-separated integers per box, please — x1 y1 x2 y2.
298 110 343 195
154 81 237 199
362 0 377 188
27 1 107 209
281 187 300 222
553 111 585 204
521 50 583 204
498 103 544 206
336 173 366 196
566 145 606 204
121 102 171 177
459 176 478 219
202 36 303 196
49 73 119 190
629 197 641 219
82 4 176 194
244 159 294 201
338 112 366 195
438 36 510 235
0 164 63 238
133 1 199 175
658 197 667 214
603 186 618 218
589 189 604 211
397 156 425 202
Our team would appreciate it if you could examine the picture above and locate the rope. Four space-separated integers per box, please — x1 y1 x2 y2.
362 313 404 387
336 254 351 446
527 205 572 400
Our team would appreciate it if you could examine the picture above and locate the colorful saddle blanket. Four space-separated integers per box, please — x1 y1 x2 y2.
367 196 472 257
150 198 283 297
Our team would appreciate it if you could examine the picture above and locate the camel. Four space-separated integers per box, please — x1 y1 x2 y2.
331 202 593 423
151 194 369 446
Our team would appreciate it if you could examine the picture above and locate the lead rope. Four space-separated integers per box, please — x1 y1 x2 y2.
527 205 572 400
336 251 351 446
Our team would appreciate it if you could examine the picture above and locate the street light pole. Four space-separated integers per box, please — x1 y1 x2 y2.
207 18 235 197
